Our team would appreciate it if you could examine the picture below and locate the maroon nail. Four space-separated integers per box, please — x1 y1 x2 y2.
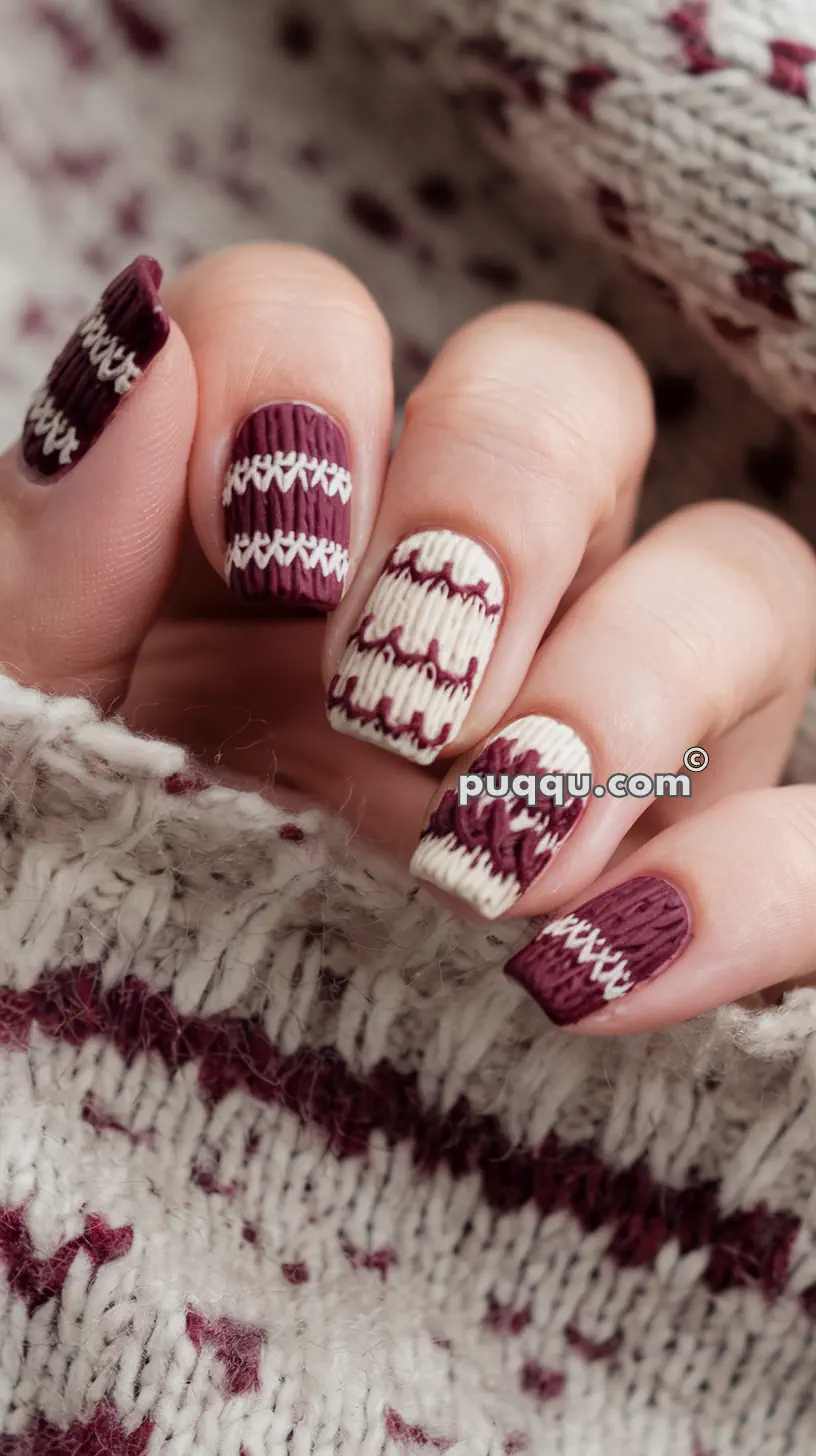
223 402 351 609
505 875 692 1026
21 256 170 480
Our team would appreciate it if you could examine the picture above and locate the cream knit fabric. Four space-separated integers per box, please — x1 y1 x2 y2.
2 679 816 1456
349 0 816 423
3 1 816 1453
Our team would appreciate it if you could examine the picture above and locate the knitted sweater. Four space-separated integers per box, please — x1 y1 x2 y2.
3 3 816 1454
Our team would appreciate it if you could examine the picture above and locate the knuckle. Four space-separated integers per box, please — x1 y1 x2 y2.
407 379 609 516
265 245 386 324
451 302 648 380
669 501 816 670
173 243 389 342
632 606 728 733
775 787 816 896
673 501 816 601
720 788 816 923
406 303 650 522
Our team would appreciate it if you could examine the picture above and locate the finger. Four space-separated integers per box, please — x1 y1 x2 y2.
0 256 195 704
503 783 816 1035
640 682 810 840
163 244 393 613
325 303 654 766
410 501 816 918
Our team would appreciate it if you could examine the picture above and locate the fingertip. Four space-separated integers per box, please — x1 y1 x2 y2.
167 242 393 618
0 259 197 701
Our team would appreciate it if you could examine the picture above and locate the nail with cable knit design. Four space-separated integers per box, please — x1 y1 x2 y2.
505 875 692 1025
21 255 170 481
327 529 504 765
411 714 591 917
223 402 351 607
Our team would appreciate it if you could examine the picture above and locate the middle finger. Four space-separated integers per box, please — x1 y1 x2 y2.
325 303 654 766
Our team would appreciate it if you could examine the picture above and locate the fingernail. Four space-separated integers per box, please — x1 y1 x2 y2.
505 875 692 1026
326 529 504 765
410 715 591 917
21 256 170 480
223 402 351 608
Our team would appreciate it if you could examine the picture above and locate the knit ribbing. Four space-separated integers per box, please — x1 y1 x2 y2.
348 0 816 425
1 678 816 1453
328 531 505 764
223 403 352 608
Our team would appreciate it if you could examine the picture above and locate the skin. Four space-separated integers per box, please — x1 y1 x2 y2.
5 243 816 1035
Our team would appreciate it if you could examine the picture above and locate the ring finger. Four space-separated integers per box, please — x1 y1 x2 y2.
411 501 816 919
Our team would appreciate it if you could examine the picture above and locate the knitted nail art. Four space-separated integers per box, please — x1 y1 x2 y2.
327 529 504 765
223 403 351 608
505 875 691 1025
21 256 170 479
411 715 591 917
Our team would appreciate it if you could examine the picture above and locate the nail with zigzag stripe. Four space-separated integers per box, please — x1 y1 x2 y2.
411 715 591 917
327 529 504 765
223 402 351 608
505 875 692 1026
21 256 170 480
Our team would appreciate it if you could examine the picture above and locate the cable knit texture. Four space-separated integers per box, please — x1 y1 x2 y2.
1 678 816 1456
348 0 816 426
3 0 816 1452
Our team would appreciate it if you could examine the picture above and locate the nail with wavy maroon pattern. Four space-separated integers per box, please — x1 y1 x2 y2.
327 528 504 765
505 875 692 1026
223 402 351 608
411 714 591 918
21 256 170 481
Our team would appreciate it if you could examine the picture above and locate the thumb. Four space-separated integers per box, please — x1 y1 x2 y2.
1 255 196 707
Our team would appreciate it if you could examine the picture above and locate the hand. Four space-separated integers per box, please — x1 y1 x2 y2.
7 245 816 1035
